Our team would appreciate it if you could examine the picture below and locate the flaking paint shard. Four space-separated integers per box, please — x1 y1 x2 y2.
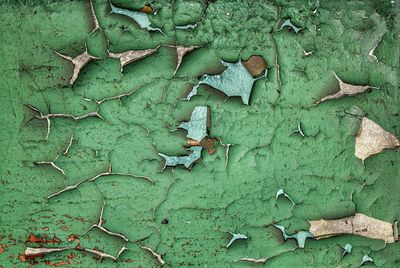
108 47 160 72
309 213 398 243
276 189 296 205
355 117 399 161
186 59 267 105
158 146 202 171
274 224 314 248
55 46 98 86
165 45 199 75
109 1 164 33
276 19 303 33
360 252 374 266
226 232 247 248
340 243 352 259
178 106 209 142
315 72 377 105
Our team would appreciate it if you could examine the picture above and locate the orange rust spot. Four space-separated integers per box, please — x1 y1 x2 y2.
28 233 60 244
18 254 26 262
29 233 44 243
67 252 76 259
46 260 70 267
187 139 201 146
208 148 217 155
139 4 153 14
67 234 79 242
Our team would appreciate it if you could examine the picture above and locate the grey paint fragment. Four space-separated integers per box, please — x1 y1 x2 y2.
178 106 208 142
186 60 265 105
109 1 164 34
226 232 248 248
274 224 314 248
159 146 202 170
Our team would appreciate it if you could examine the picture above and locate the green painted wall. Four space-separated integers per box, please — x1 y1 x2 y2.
0 0 399 267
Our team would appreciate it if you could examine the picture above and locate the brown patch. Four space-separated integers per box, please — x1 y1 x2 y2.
242 56 267 76
67 234 79 242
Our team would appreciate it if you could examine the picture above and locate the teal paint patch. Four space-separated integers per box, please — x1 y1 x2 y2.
274 224 314 248
178 106 208 142
158 146 202 170
109 1 164 34
276 19 303 33
186 60 264 105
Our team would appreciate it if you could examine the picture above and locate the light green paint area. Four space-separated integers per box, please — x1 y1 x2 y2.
0 0 399 267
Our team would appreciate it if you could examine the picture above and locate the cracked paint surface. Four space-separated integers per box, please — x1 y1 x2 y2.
0 0 399 267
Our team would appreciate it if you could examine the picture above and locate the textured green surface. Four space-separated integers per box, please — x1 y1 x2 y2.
0 0 399 267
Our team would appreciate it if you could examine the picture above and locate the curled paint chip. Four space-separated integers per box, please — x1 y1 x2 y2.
226 232 248 248
315 72 375 105
274 224 314 248
186 59 267 105
276 189 296 205
340 243 352 258
309 213 398 243
166 45 199 75
158 146 202 170
360 253 374 266
355 117 399 161
178 106 209 142
108 47 159 72
109 1 164 33
354 117 400 161
55 46 98 85
276 19 303 33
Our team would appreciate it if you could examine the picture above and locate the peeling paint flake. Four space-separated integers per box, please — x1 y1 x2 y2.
109 1 164 33
340 243 352 258
178 106 209 142
159 146 202 171
315 72 377 105
355 117 399 161
166 45 199 75
55 46 98 86
276 19 303 33
226 232 247 248
108 47 160 72
186 58 267 105
276 189 296 205
274 224 314 248
309 213 398 243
